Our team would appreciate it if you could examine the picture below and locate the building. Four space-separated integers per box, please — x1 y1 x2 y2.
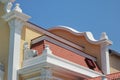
0 0 120 80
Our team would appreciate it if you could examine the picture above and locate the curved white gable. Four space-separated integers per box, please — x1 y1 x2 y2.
48 25 112 45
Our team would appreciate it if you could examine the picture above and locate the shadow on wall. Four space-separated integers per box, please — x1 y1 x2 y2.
85 58 96 70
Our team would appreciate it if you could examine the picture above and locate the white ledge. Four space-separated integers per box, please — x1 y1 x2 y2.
22 53 102 78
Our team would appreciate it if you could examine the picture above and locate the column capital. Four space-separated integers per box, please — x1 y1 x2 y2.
2 10 31 22
100 32 112 46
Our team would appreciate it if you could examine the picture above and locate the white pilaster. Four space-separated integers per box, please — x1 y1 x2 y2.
101 44 110 74
40 67 53 80
2 4 30 80
100 32 112 74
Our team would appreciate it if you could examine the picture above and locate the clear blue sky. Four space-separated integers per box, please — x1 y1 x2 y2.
16 0 120 52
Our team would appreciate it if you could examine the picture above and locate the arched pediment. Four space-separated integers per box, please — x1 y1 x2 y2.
48 26 112 45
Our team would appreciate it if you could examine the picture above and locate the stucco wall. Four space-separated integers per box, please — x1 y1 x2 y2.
20 25 43 68
0 2 9 80
110 54 120 73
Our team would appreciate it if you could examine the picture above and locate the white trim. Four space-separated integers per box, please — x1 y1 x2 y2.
22 52 102 78
32 35 96 61
48 26 112 45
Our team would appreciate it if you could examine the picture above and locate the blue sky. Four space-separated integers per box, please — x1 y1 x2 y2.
16 0 120 52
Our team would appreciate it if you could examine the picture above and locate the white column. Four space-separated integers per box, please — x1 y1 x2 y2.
101 44 110 74
2 3 30 80
40 67 53 80
8 18 23 80
100 32 112 74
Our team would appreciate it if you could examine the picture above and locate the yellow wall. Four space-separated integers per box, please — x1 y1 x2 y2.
0 3 9 80
49 29 101 66
110 54 120 73
19 72 40 80
20 25 43 67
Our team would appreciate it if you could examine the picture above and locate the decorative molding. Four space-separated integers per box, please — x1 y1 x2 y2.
48 26 112 45
2 10 31 22
32 35 96 61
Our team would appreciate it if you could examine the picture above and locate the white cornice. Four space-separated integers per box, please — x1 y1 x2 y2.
2 10 31 22
48 26 112 45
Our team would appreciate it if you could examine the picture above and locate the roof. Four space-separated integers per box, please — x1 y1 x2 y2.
109 49 120 57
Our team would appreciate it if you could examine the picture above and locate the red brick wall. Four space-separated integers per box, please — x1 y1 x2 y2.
31 40 101 73
31 40 45 55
